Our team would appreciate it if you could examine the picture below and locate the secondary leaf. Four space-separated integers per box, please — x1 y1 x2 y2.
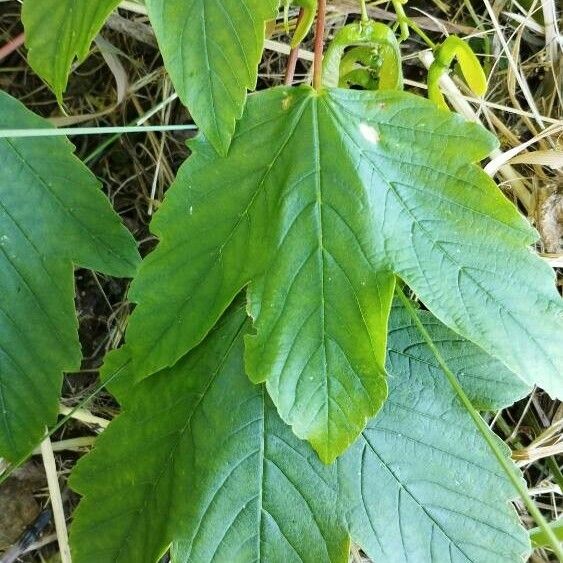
70 304 530 562
0 91 140 461
387 300 531 411
22 0 121 101
111 86 563 462
145 0 279 155
340 305 530 562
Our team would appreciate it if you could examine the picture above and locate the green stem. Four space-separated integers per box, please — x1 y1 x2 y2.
405 18 436 49
525 412 563 493
0 123 196 139
359 0 369 22
285 8 305 85
390 0 409 41
395 285 563 559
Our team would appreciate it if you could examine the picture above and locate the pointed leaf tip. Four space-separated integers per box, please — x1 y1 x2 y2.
145 0 280 154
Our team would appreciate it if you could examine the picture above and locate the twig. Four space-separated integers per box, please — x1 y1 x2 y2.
482 0 546 129
33 436 97 455
40 433 71 563
58 405 110 428
313 0 327 90
328 0 474 34
21 533 58 556
106 13 157 47
0 511 53 563
265 39 314 61
485 123 563 176
0 123 196 138
285 8 305 85
148 79 171 215
0 32 25 62
0 359 130 487
118 0 148 15
540 0 560 63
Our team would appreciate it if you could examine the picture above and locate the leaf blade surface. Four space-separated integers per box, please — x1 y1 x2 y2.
115 86 563 460
0 91 139 460
22 0 121 100
71 304 530 562
145 0 279 154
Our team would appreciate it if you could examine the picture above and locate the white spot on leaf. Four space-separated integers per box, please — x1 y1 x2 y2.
359 123 380 144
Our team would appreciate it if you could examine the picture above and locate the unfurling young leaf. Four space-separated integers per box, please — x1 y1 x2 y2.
108 86 563 462
322 21 403 90
145 0 279 155
70 304 531 563
427 35 488 109
0 91 140 461
283 0 318 47
22 0 121 102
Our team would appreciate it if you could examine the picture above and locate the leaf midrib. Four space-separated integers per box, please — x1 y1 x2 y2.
310 95 331 459
131 96 311 377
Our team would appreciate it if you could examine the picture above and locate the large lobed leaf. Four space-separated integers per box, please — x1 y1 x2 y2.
22 0 121 101
0 91 140 461
109 86 563 462
70 304 530 563
145 0 279 154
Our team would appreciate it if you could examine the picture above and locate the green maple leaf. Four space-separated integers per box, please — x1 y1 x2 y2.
0 91 140 461
22 0 121 101
70 304 530 563
110 86 563 462
145 0 279 154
